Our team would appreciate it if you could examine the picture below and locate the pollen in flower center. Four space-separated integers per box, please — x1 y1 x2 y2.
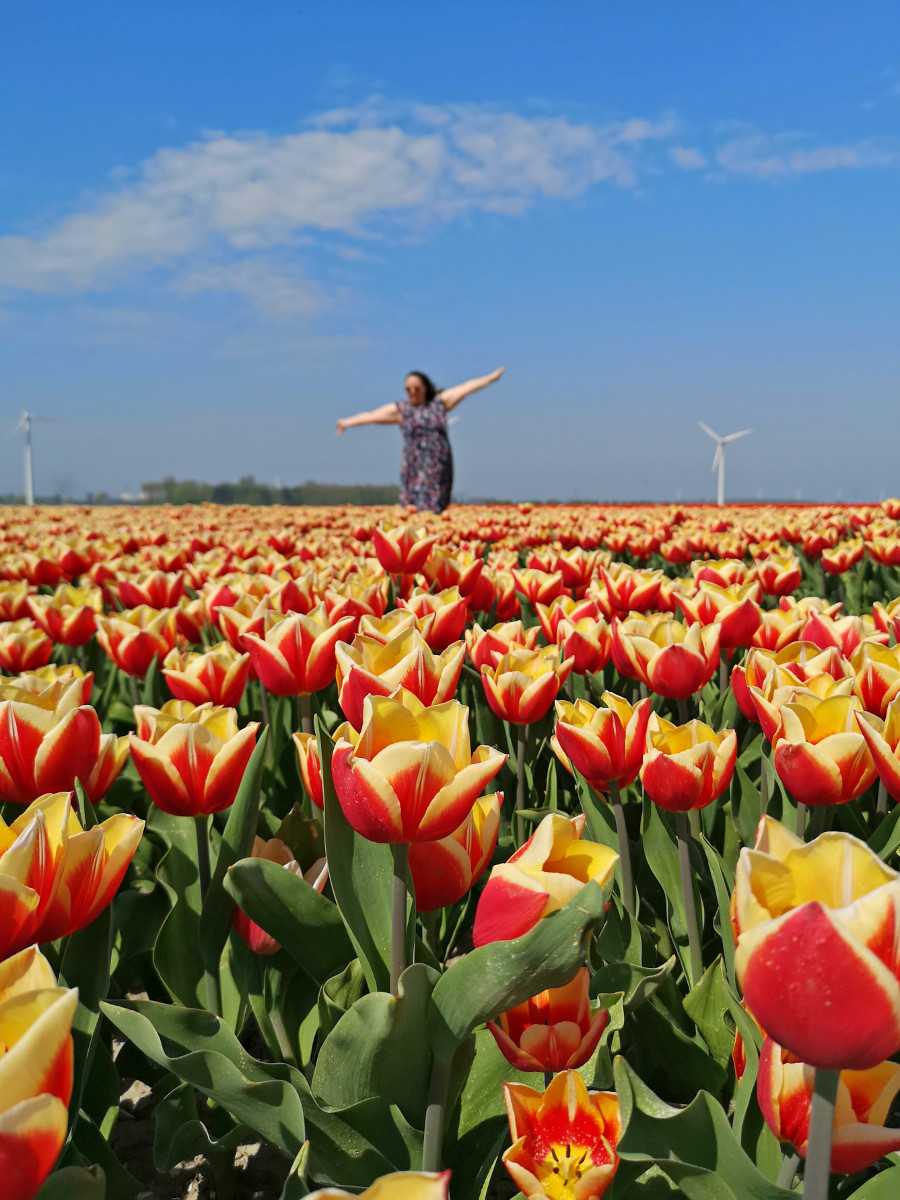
535 1141 593 1198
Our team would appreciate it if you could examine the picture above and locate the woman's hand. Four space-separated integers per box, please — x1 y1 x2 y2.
335 419 346 436
489 366 506 383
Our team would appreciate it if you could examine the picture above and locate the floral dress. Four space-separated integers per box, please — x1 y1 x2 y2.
397 394 453 513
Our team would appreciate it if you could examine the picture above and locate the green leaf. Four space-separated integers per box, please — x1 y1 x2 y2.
848 1166 900 1198
317 719 393 993
614 1057 794 1199
101 999 306 1158
683 957 735 1067
318 960 367 1040
150 809 204 1008
279 1143 311 1200
153 1080 253 1174
429 877 610 1058
591 956 677 1011
35 1167 106 1200
627 997 729 1102
313 962 439 1125
732 762 763 848
59 905 112 1122
641 799 705 984
224 856 354 982
199 730 268 992
60 1111 140 1200
699 833 736 988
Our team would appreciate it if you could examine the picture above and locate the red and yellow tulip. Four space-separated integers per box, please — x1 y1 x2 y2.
503 1070 620 1200
552 693 651 792
95 606 178 677
408 793 500 912
481 646 574 726
473 813 618 946
733 816 900 1069
304 1172 450 1200
331 690 506 844
243 605 356 696
0 621 53 675
0 946 78 1200
162 642 251 709
758 1036 900 1174
335 628 465 730
26 585 103 647
129 708 259 816
487 967 609 1073
0 791 144 958
371 521 438 577
292 730 324 809
232 836 328 955
611 616 720 700
772 694 877 807
640 717 737 813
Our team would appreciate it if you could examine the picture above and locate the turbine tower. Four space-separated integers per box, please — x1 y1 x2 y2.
15 411 53 506
698 422 752 507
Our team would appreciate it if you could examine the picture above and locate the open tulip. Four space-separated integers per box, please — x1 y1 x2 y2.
503 1071 620 1200
676 581 761 653
640 717 737 813
0 666 92 711
851 642 900 719
232 836 328 955
242 604 356 696
0 621 53 675
473 812 618 946
357 609 418 644
162 642 251 708
732 643 849 722
397 587 468 653
757 1037 900 1174
611 616 720 700
331 690 506 844
114 569 185 609
733 816 900 1069
305 1173 450 1200
536 596 604 643
132 699 217 742
511 568 566 607
556 616 611 675
292 730 324 809
487 967 609 1073
753 553 803 597
599 563 662 613
465 620 539 671
750 607 806 652
748 671 854 746
0 582 32 622
371 521 438 576
772 694 876 807
552 693 651 792
856 699 900 802
0 946 78 1200
481 646 574 726
129 709 259 816
26 585 102 647
408 793 500 911
419 545 483 598
95 606 178 677
0 699 125 806
335 629 465 730
0 791 144 957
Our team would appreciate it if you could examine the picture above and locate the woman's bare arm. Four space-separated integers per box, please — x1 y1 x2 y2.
335 402 400 435
439 367 505 413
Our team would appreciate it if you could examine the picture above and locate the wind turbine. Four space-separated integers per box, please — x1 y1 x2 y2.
14 411 54 505
698 422 752 507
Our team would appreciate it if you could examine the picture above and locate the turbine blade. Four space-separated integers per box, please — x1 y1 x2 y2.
722 428 752 442
698 421 721 441
711 445 722 472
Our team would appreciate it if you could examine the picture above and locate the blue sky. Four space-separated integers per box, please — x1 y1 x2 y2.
1 1 898 502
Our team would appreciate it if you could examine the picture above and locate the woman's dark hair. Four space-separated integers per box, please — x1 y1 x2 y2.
406 371 439 403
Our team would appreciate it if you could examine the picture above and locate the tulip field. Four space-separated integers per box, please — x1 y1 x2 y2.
6 499 900 1200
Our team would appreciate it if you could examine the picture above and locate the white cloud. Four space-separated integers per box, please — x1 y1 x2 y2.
716 131 900 179
174 260 330 319
0 102 661 297
669 146 707 170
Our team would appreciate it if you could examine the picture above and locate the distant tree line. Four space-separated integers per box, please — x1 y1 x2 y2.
140 476 401 506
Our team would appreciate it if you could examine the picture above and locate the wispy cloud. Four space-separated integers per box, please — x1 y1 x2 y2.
669 146 707 170
0 101 658 299
174 259 330 320
715 129 900 179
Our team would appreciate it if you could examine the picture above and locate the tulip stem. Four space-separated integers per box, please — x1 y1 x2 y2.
795 802 807 838
808 805 827 840
299 692 313 735
608 781 634 917
422 1049 453 1171
877 779 888 817
195 815 211 901
759 748 769 817
803 1068 840 1200
259 682 271 728
718 653 729 696
676 812 703 987
130 672 140 708
390 842 409 997
515 725 528 845
422 909 438 959
677 696 690 724
776 1152 800 1190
